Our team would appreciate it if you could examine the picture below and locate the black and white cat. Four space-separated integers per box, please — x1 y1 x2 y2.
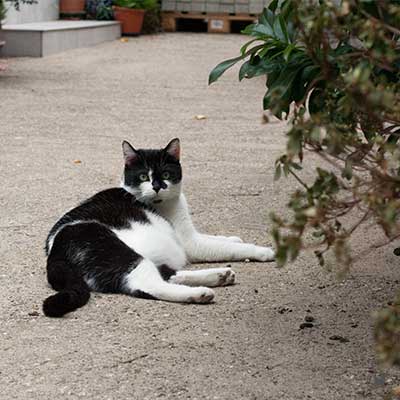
43 139 275 317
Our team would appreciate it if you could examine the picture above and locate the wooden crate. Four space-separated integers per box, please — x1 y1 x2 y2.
162 11 257 33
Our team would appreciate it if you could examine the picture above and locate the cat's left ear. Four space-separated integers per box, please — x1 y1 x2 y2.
122 141 138 165
164 138 180 161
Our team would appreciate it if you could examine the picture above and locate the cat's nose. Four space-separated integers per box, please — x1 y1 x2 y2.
152 183 161 193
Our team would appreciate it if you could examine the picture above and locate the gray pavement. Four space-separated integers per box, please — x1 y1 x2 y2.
0 33 399 399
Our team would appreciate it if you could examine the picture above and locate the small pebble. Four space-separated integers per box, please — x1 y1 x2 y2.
329 335 349 343
304 315 315 322
299 322 314 329
28 311 39 317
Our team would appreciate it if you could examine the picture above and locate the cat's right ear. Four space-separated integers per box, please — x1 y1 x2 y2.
122 141 138 165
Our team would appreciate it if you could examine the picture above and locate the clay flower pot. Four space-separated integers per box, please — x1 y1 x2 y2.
113 6 145 35
59 0 86 14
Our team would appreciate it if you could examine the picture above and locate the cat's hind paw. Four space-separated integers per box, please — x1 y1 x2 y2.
217 268 236 286
254 246 275 262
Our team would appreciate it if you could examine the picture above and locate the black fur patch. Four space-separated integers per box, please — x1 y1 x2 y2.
48 222 143 293
158 264 176 281
133 290 158 300
46 188 149 254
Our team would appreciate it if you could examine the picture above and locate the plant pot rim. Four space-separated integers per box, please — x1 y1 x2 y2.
112 6 145 11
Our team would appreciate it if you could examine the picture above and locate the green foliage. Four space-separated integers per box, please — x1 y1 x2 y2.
0 0 6 21
375 296 400 366
210 0 400 366
86 0 114 20
5 0 36 11
113 0 156 10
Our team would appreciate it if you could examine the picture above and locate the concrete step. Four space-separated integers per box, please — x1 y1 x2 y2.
0 20 121 57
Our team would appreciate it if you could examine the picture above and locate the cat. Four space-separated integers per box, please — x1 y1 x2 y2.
43 138 275 317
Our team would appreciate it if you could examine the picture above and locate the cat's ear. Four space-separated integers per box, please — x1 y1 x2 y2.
122 141 138 165
164 138 180 161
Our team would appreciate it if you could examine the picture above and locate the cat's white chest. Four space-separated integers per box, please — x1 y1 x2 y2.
112 211 187 270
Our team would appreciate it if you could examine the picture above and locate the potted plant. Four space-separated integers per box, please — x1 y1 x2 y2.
59 0 86 19
86 0 113 20
112 0 156 35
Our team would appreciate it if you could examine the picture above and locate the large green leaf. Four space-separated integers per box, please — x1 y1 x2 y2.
263 66 300 118
209 45 264 84
242 22 275 37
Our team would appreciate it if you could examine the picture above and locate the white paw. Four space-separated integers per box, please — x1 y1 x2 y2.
254 246 275 262
188 287 215 304
227 236 243 243
217 268 236 286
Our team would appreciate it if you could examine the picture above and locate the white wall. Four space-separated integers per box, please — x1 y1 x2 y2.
4 0 59 24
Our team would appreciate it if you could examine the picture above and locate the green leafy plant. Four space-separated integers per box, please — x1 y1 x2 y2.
86 0 114 20
113 0 156 10
0 1 6 21
210 0 400 365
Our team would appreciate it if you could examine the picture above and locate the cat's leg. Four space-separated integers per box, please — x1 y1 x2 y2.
183 234 275 263
125 259 215 303
169 267 235 287
201 234 243 243
159 194 274 263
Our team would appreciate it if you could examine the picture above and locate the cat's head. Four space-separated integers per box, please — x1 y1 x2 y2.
121 138 182 204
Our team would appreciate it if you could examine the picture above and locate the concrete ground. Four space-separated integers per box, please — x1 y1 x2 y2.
0 33 399 400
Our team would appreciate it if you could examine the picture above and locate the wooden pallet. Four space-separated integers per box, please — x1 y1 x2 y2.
162 11 257 33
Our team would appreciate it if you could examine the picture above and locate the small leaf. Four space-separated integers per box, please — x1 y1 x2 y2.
273 17 286 42
283 44 295 61
268 0 279 13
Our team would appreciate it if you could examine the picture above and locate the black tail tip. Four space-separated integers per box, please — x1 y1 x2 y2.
43 292 74 318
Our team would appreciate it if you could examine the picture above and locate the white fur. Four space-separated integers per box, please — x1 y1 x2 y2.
170 267 235 287
154 193 275 263
124 259 215 303
112 211 187 271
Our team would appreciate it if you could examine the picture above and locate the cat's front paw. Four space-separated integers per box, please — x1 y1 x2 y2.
254 246 275 262
188 287 215 304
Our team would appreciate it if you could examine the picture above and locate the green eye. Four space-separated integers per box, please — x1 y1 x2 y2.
162 171 170 180
139 173 149 182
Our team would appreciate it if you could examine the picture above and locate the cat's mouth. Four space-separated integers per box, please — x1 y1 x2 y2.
153 199 162 204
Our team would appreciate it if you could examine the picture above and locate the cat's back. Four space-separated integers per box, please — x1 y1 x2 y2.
46 188 150 253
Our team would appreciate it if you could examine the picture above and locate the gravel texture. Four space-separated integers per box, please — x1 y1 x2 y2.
0 32 399 400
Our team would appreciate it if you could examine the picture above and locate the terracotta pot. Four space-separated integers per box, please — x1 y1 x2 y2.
59 0 86 14
113 6 145 35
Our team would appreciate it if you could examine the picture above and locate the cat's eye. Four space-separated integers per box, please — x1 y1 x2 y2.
139 173 149 182
162 171 170 180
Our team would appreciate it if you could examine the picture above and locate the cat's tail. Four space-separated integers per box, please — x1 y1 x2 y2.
42 260 91 318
